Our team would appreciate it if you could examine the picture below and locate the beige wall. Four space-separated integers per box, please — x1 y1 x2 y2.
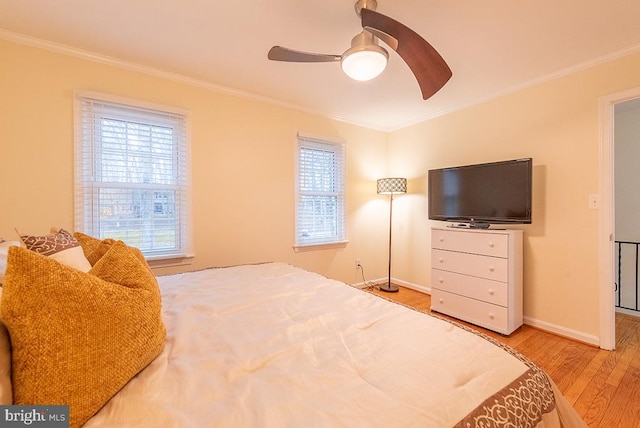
389 52 640 339
4 35 640 342
0 39 391 284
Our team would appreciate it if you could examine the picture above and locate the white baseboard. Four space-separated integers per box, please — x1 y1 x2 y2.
351 278 600 346
392 278 431 295
396 282 600 347
615 307 640 317
523 316 600 347
353 277 431 295
351 277 385 289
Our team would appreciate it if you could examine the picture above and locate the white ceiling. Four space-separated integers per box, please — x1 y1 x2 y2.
1 0 640 131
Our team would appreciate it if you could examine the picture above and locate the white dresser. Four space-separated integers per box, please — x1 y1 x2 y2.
430 227 523 335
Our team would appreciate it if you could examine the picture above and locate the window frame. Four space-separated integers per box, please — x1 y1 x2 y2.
295 134 347 248
74 91 192 265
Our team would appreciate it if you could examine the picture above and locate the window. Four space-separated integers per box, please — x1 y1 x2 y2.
295 135 346 247
75 93 190 260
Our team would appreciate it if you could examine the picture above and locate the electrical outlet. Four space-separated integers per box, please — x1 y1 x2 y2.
355 259 362 269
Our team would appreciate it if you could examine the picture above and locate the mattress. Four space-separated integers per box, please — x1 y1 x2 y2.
81 262 585 427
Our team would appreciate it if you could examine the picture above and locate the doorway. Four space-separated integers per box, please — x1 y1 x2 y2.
614 99 640 317
599 88 640 350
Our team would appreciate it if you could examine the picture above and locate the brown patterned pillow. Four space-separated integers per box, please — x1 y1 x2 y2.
18 228 91 272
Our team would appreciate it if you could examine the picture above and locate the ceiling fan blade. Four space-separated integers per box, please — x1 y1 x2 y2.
268 46 341 63
361 9 452 100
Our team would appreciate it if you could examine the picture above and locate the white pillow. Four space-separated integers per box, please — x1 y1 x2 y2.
0 240 22 285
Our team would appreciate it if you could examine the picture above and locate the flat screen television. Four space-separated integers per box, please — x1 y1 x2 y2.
428 158 532 228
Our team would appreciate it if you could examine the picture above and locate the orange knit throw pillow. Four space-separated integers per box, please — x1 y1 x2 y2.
0 241 165 428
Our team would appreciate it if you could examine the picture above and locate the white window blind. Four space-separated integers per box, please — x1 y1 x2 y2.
295 136 346 247
75 94 190 259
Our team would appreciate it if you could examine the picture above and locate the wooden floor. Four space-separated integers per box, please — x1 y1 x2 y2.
367 285 640 427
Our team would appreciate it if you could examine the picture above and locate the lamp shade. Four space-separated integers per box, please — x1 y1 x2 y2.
377 177 407 195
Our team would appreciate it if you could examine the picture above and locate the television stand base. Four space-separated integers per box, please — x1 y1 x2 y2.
447 222 492 229
469 222 491 229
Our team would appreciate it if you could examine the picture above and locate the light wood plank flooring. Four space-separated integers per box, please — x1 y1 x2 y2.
366 285 640 427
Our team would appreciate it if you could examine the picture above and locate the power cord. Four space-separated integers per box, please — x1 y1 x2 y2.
358 263 379 290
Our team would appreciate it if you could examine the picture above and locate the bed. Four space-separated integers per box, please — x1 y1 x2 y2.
1 237 585 427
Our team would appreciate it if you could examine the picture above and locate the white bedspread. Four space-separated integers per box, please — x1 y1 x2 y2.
84 262 583 427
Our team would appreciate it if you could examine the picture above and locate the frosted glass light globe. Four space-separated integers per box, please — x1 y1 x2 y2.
341 48 388 81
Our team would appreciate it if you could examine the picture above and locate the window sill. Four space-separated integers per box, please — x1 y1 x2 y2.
293 241 348 252
147 254 195 269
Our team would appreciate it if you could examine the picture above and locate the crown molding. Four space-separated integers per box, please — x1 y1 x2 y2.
389 41 640 132
0 29 379 129
3 28 640 133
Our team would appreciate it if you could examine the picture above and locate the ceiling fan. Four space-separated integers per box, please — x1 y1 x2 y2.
267 0 452 100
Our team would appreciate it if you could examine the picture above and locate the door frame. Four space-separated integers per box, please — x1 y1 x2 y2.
598 87 640 350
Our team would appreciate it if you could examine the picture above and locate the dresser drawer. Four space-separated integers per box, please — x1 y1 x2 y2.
432 249 508 282
431 289 509 333
432 229 509 258
431 270 508 306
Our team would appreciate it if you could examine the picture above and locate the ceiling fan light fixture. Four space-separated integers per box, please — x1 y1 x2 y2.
340 31 388 81
341 47 388 81
267 1 452 98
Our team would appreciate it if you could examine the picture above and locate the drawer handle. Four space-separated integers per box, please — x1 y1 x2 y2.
488 266 495 272
439 237 444 242
488 313 495 320
439 298 444 304
439 258 445 264
439 277 444 284
489 242 495 248
488 289 495 295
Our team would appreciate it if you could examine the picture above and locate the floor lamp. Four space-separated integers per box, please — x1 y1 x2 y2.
377 177 407 293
